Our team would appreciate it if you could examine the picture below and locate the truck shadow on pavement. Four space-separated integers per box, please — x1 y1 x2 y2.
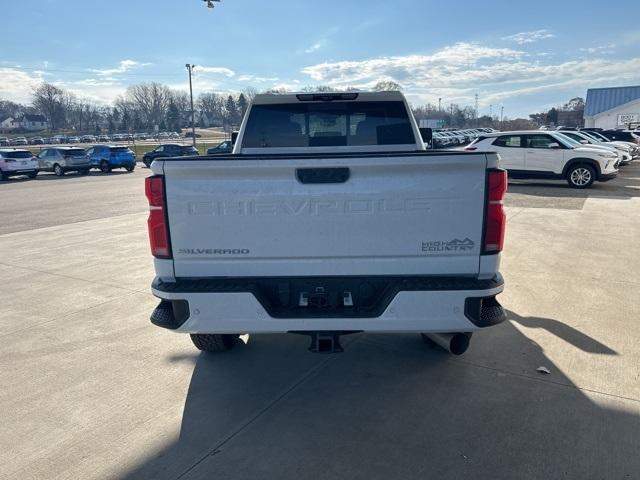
120 314 638 480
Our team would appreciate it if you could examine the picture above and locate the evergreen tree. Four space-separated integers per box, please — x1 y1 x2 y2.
237 93 248 119
167 101 181 132
225 95 238 126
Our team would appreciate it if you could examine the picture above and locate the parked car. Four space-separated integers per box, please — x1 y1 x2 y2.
157 132 170 140
560 130 633 164
467 130 619 188
0 138 10 146
0 148 39 180
146 90 507 356
143 144 199 167
80 135 96 143
86 145 136 173
29 137 44 145
431 132 452 148
599 130 640 146
184 131 201 138
206 140 232 154
12 137 28 146
97 135 110 142
36 147 92 176
169 132 180 139
436 131 460 145
53 135 66 144
583 130 640 158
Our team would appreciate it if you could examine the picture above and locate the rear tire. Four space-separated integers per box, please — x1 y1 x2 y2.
0 169 7 181
28 171 38 179
190 333 240 353
566 164 595 189
125 165 135 172
79 169 89 175
100 160 111 173
53 163 64 176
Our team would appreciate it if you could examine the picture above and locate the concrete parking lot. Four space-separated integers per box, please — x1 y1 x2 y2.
0 164 639 479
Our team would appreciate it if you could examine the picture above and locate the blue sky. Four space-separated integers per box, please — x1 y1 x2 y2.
2 0 640 117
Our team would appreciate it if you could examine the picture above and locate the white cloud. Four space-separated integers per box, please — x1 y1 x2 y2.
0 68 45 104
193 66 235 77
304 40 325 54
301 41 640 108
580 44 616 55
238 74 279 83
90 59 151 77
302 42 523 87
502 29 555 45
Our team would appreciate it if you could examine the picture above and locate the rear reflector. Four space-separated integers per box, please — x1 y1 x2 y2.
483 169 507 254
145 175 171 258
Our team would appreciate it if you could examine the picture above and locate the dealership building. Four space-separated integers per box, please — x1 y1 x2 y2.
584 85 640 129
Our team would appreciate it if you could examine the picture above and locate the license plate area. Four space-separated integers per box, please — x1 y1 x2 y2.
255 278 396 318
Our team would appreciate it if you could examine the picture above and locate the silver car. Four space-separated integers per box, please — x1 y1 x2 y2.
36 147 92 176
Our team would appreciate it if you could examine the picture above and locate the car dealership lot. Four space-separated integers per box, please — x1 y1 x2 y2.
0 166 639 479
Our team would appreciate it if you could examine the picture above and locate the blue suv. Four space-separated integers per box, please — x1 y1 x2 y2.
86 145 136 173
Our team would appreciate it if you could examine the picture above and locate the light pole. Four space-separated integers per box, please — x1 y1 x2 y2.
438 97 442 112
500 106 504 124
185 64 196 147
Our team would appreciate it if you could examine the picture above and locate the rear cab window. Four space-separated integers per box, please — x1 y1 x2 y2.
242 100 415 148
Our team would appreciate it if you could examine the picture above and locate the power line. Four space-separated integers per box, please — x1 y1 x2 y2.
0 65 188 78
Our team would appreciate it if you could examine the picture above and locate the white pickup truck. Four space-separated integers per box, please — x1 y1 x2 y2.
146 91 507 355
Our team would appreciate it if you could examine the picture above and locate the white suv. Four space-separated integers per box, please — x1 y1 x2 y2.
467 131 619 188
0 148 39 180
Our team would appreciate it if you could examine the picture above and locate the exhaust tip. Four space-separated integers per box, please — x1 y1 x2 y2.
422 332 471 355
449 333 471 356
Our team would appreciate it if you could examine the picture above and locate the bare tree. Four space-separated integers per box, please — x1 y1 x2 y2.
32 82 65 130
373 80 402 92
242 87 258 103
125 82 171 129
170 90 190 119
197 92 225 126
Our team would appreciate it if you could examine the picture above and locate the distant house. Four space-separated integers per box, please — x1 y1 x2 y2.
584 86 640 129
0 114 49 131
197 111 223 128
16 114 49 130
0 116 14 130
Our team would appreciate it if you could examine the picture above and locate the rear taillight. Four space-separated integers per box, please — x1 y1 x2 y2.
145 175 172 258
464 146 477 151
483 169 507 254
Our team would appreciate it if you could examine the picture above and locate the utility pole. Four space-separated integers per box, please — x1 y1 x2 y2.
500 106 504 124
438 97 442 112
185 64 196 147
474 94 479 118
489 104 493 119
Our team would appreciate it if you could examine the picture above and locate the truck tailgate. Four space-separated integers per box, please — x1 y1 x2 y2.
163 153 488 278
